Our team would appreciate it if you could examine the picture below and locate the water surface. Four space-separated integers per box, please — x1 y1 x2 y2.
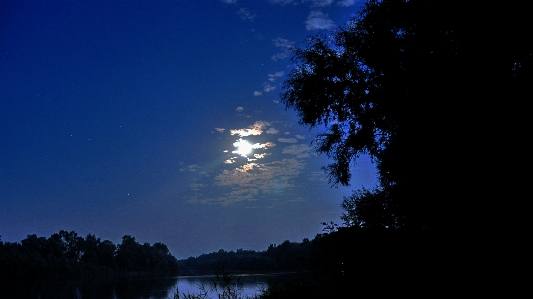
1 274 276 299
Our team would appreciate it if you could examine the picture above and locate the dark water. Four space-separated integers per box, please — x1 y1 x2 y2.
0 274 275 299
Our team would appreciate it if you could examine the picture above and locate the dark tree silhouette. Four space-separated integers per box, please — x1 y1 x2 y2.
0 231 178 280
340 187 396 229
116 235 141 272
281 0 532 232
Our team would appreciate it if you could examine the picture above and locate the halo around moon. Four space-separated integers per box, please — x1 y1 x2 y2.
233 139 253 157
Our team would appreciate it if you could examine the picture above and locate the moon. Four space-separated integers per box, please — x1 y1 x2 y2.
233 139 253 157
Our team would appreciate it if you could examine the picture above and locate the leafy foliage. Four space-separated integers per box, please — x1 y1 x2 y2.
340 187 397 229
283 0 458 185
282 0 532 231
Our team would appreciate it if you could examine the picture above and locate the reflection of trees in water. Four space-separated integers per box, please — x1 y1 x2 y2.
0 277 179 299
114 277 179 299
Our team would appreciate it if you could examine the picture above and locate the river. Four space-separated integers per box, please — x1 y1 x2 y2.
0 273 284 299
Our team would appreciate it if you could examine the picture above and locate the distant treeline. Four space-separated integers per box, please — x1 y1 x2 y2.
178 226 444 285
0 231 179 280
253 227 449 297
178 238 313 275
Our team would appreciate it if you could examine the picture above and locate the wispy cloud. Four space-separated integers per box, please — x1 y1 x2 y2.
254 153 270 159
215 128 225 133
237 8 257 21
268 0 298 5
179 164 202 172
207 158 305 205
221 0 237 4
258 71 284 95
271 38 295 61
266 128 279 134
305 0 334 7
251 121 271 131
263 82 276 92
337 0 358 6
236 107 244 112
189 183 206 191
268 71 284 82
230 121 271 137
282 144 311 158
231 128 262 137
305 11 335 30
278 138 298 143
308 170 329 181
268 0 344 7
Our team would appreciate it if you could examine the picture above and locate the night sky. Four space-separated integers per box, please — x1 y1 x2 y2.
0 0 377 259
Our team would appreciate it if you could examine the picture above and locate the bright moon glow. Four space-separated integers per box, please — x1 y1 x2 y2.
233 139 253 157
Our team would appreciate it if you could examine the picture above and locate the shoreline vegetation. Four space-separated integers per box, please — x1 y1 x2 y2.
177 239 313 277
0 230 179 282
175 226 449 298
1 226 447 298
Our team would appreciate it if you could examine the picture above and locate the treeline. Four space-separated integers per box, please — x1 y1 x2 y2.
0 231 179 280
179 226 444 292
258 226 446 297
179 226 431 277
178 238 313 275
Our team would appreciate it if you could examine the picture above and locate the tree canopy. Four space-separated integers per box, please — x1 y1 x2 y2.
282 0 532 231
0 230 179 280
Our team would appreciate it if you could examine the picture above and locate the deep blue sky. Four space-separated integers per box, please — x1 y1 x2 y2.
1 0 376 258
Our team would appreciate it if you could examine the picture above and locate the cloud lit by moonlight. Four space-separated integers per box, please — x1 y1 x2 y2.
233 139 254 157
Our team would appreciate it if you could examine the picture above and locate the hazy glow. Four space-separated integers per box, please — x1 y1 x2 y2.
233 139 254 157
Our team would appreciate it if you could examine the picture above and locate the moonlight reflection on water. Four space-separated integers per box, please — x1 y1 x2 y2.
172 274 271 299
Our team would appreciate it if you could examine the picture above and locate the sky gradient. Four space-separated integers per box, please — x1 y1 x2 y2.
0 0 377 259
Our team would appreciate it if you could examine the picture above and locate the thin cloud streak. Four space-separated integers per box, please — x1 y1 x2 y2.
337 0 358 6
268 71 284 82
237 8 257 21
282 144 312 158
306 0 334 7
306 11 336 30
278 138 298 143
271 38 295 61
268 0 298 5
263 82 276 92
